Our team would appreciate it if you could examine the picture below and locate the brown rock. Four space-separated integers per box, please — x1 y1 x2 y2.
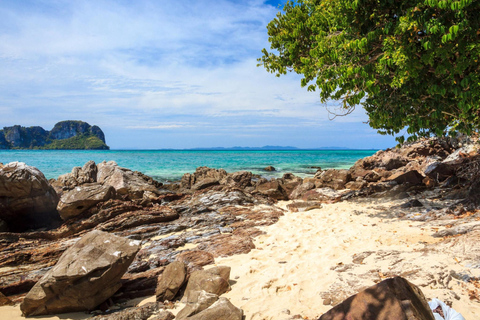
20 230 141 316
389 170 424 186
57 183 116 220
180 167 228 190
255 180 287 200
316 169 351 190
185 297 243 320
192 178 220 190
0 162 60 231
264 166 276 171
183 266 231 298
176 250 215 269
221 171 253 189
318 277 435 320
290 182 315 199
176 290 219 319
0 291 14 306
155 261 187 302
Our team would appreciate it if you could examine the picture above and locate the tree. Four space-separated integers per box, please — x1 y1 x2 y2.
259 0 480 143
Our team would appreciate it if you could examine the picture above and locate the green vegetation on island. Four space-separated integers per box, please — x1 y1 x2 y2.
259 0 480 143
0 120 109 150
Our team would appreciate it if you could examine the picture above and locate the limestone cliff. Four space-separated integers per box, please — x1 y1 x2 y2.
0 121 109 150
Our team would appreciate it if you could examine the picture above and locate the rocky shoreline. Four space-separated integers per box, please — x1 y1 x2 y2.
1 137 480 319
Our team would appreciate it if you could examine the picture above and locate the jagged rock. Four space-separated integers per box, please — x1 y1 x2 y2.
183 266 231 298
155 261 187 302
424 161 455 182
97 161 159 198
389 170 424 186
185 297 243 320
290 182 315 199
345 180 367 191
177 290 219 319
0 162 60 231
54 160 98 190
255 180 287 200
57 183 116 220
316 169 351 190
20 230 141 316
192 178 220 190
318 277 435 320
180 167 228 190
221 171 254 189
264 166 276 171
91 302 167 320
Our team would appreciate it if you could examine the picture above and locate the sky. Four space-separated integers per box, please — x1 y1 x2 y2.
0 0 397 149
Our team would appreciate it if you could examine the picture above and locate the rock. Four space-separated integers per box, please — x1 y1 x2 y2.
20 230 141 316
57 184 116 220
192 178 220 191
97 161 159 198
290 182 315 199
264 166 276 171
0 291 13 306
424 161 455 182
91 302 167 320
176 250 215 269
183 266 231 298
316 169 351 190
156 261 187 302
399 199 424 208
54 160 98 191
345 180 367 191
185 297 243 320
180 167 228 190
301 188 351 202
388 170 424 186
0 162 60 231
255 180 288 200
221 171 254 189
176 290 219 319
318 277 435 320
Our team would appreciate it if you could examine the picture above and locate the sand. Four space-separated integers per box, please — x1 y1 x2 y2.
2 198 479 319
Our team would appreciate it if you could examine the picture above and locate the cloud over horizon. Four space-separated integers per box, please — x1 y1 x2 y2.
0 0 396 149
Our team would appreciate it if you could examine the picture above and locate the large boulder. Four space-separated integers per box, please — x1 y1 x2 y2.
20 230 141 316
183 266 231 298
319 277 435 320
255 180 288 200
54 160 97 190
155 261 187 302
97 161 159 198
57 183 116 220
0 162 60 231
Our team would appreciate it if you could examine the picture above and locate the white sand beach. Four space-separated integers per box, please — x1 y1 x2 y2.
2 198 479 320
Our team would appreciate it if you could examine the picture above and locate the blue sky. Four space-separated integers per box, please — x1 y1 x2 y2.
0 0 397 149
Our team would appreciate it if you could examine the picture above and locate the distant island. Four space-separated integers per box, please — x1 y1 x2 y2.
186 146 352 151
0 120 109 150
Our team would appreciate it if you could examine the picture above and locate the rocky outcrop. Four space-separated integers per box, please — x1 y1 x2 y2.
0 121 108 150
183 266 231 297
20 230 141 316
319 277 435 320
0 162 60 232
185 297 243 320
57 184 116 220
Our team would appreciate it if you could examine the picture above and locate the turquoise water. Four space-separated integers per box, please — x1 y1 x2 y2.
0 149 377 182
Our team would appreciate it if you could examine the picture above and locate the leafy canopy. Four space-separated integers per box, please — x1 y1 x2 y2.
259 0 480 143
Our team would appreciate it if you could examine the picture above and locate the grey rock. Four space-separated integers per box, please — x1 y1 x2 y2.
20 230 141 316
0 162 60 231
57 183 116 220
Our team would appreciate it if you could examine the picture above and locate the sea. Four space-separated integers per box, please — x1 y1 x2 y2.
0 149 378 183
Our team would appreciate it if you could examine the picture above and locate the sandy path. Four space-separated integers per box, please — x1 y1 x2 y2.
216 200 480 320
